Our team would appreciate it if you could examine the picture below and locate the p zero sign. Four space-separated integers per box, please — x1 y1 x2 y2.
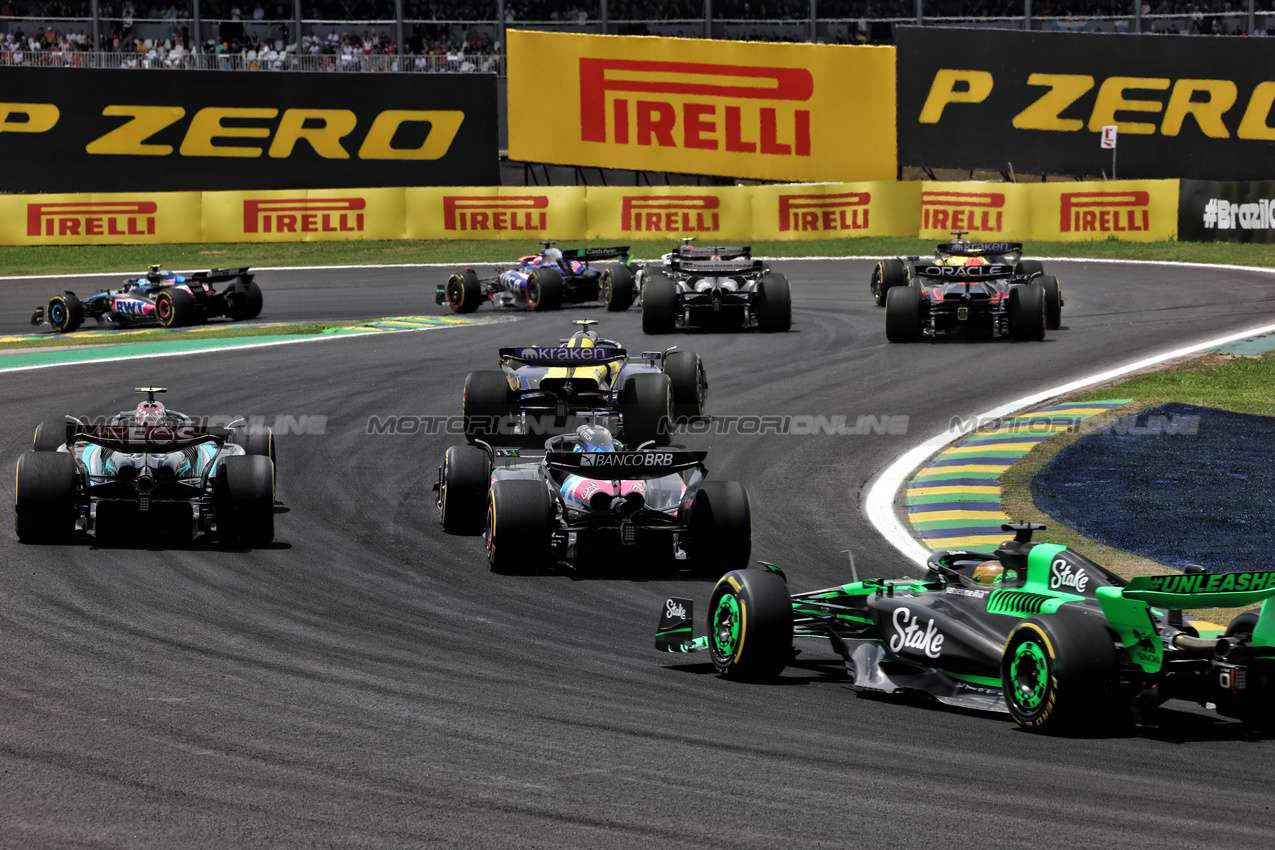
507 30 896 183
0 67 498 192
896 27 1275 181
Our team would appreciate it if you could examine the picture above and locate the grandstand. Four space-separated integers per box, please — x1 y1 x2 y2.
1 0 1272 71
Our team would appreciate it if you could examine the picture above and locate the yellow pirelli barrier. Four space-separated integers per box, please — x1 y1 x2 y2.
0 181 1182 246
917 182 1036 242
406 187 588 240
507 31 897 184
202 188 407 243
1029 180 1178 242
751 182 921 240
0 191 202 246
584 186 753 241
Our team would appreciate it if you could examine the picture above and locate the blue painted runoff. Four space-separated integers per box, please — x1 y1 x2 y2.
1032 403 1275 574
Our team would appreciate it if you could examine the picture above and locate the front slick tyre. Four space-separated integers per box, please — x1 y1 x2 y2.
708 568 793 681
1002 615 1121 734
446 269 482 314
486 479 554 574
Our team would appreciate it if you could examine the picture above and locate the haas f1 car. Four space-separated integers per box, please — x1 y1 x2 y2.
435 424 750 575
872 235 1062 342
438 242 637 313
461 319 706 446
656 524 1275 735
32 265 263 332
639 242 791 333
14 388 277 546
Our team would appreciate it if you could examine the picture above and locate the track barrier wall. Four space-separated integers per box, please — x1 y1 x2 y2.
1 181 1190 246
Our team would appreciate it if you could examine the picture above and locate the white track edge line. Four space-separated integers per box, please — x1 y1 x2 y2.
865 319 1275 571
0 321 501 375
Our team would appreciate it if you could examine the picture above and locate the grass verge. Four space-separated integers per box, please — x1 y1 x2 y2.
999 350 1275 625
3 237 1275 277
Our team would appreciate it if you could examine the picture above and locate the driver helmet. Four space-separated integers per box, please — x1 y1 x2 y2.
134 400 166 426
542 247 564 269
972 560 1017 586
574 424 616 453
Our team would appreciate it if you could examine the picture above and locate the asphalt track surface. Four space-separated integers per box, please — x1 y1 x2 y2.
2 260 1274 848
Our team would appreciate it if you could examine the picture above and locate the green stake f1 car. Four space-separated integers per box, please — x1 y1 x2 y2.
655 524 1275 734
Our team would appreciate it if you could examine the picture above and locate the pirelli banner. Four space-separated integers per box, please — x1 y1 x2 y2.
506 30 897 183
0 67 499 193
918 180 1177 242
0 180 1175 245
897 27 1275 181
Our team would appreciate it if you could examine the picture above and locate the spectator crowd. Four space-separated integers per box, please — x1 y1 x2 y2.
1 0 1271 68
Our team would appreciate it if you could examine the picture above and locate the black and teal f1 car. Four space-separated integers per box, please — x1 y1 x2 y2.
655 524 1275 734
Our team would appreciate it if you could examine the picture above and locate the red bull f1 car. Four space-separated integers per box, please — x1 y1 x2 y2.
638 241 791 333
655 524 1275 734
438 242 637 313
461 319 707 446
435 423 750 575
14 388 277 546
872 234 1062 342
31 265 263 333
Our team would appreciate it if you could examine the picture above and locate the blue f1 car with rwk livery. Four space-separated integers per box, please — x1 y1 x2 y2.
31 265 263 332
438 241 638 313
435 423 750 576
14 388 277 546
655 523 1275 735
461 319 707 446
872 233 1062 342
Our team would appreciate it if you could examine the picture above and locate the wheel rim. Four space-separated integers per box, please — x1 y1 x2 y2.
1009 639 1049 713
484 501 496 561
711 593 742 662
49 300 66 326
156 296 171 322
447 276 464 308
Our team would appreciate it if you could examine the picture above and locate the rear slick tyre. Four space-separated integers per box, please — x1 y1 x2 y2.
885 284 923 343
486 479 554 574
1001 615 1121 734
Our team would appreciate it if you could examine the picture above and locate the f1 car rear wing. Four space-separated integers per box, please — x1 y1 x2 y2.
499 346 629 367
675 246 751 260
913 262 1020 282
186 267 251 282
558 247 631 263
545 450 707 479
674 258 765 276
935 242 1022 258
1118 571 1275 609
69 424 225 452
